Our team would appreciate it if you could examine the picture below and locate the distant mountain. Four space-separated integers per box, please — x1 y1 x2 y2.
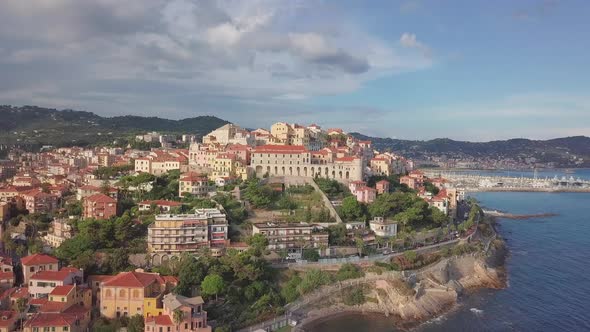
350 133 590 168
0 105 230 148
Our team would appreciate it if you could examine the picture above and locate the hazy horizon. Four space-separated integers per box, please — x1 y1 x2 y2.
1 0 589 140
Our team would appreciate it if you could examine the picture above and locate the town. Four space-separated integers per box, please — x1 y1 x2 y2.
0 122 484 332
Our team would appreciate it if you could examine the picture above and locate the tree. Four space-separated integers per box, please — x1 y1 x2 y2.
302 248 320 262
173 309 184 331
16 297 28 331
114 212 134 242
246 234 268 256
127 314 144 332
340 196 363 221
175 255 206 297
201 274 224 300
336 263 364 281
404 250 418 264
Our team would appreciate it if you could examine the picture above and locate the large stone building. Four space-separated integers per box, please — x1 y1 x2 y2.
250 145 363 182
147 209 229 264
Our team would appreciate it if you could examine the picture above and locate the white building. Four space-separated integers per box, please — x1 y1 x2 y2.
369 217 398 237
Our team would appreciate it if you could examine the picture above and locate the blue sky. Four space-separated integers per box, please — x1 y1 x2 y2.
0 0 588 141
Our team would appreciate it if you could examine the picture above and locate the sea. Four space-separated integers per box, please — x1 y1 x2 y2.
307 169 590 332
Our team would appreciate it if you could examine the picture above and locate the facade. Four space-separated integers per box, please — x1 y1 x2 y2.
399 176 418 190
375 180 390 194
369 217 398 237
99 271 175 319
23 312 89 332
28 268 83 299
144 293 211 332
348 181 376 204
21 254 59 286
251 222 329 253
0 161 17 181
178 173 210 197
202 124 254 146
147 209 228 264
20 189 58 214
370 158 392 176
43 219 74 248
251 145 362 182
83 193 117 220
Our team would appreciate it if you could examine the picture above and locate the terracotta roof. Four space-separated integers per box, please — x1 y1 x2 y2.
0 311 16 327
50 285 74 296
85 193 116 203
146 314 174 326
376 180 390 185
30 298 49 306
21 254 58 266
31 269 78 281
102 271 164 288
39 301 68 313
0 288 16 299
10 287 29 299
0 271 14 280
24 313 77 328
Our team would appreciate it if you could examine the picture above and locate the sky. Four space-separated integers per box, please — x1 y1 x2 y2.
0 0 589 141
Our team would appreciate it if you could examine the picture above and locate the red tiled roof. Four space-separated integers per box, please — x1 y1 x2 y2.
85 193 116 203
0 271 14 281
24 313 77 328
146 314 174 326
39 301 68 313
102 271 164 288
253 145 308 153
10 287 29 299
21 254 58 266
50 285 74 296
31 269 78 281
30 298 49 306
376 180 390 184
0 311 16 327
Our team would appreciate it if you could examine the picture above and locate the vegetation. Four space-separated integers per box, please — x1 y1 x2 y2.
314 178 350 199
342 286 366 306
336 263 364 281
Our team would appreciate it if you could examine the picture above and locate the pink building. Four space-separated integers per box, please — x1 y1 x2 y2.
348 181 376 204
400 176 418 190
20 189 58 214
375 180 390 194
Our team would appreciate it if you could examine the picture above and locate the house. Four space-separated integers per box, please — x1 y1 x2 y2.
99 270 177 319
375 180 390 195
178 173 210 197
21 254 59 286
23 311 90 332
145 293 212 332
369 217 398 238
138 200 182 213
399 176 418 190
251 223 329 255
20 189 58 214
28 268 83 299
0 310 18 332
348 181 376 204
83 193 117 220
43 219 74 248
76 185 118 201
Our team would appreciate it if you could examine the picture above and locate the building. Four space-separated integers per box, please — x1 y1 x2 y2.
98 270 176 319
76 185 118 201
20 189 58 214
83 193 117 220
23 311 90 332
147 209 228 264
375 180 390 194
369 217 398 238
134 150 188 176
138 200 182 213
202 124 254 146
0 202 10 223
251 222 329 254
21 254 59 286
250 145 363 182
0 161 17 181
43 219 74 248
178 173 211 197
0 310 18 332
145 293 212 332
348 181 376 204
399 176 418 190
28 268 83 299
370 157 392 176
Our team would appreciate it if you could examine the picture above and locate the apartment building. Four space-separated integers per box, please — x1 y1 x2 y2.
178 173 210 197
369 217 398 238
147 209 228 264
21 254 59 286
43 218 74 248
28 267 83 299
83 193 117 220
251 222 329 253
144 293 212 332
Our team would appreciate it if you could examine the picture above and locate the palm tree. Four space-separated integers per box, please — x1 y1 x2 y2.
16 297 28 331
173 309 184 331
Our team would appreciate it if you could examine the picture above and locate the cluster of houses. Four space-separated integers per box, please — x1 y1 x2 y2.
0 253 212 332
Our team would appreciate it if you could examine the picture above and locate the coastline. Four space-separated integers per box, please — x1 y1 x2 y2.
298 233 508 331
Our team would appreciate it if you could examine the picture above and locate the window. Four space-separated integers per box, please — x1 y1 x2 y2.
63 327 68 331
119 289 126 297
30 267 35 272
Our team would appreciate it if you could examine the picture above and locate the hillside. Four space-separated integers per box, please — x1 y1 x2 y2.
351 133 590 168
0 105 230 148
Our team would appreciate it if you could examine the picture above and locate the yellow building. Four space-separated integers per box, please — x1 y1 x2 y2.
270 122 292 144
99 271 177 319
